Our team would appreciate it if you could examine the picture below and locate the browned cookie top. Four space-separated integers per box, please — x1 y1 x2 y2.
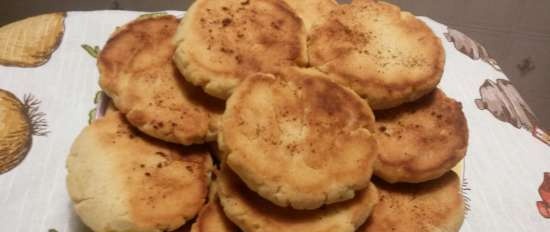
220 67 377 209
173 0 308 99
308 0 445 109
374 89 468 183
99 15 224 145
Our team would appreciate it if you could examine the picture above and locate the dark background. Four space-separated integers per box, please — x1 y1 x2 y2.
1 0 549 129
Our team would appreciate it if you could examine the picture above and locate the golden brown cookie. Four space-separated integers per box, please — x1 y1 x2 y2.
99 15 224 145
358 172 465 232
173 0 308 99
219 68 377 209
373 89 468 183
218 166 379 232
308 0 445 109
191 190 240 232
283 0 337 32
0 12 65 67
173 223 193 232
66 109 213 232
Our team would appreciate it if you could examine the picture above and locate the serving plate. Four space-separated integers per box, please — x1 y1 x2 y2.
0 10 548 231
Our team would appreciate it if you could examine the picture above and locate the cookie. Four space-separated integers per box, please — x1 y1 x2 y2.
66 109 213 232
308 0 444 109
191 185 240 232
0 12 65 67
373 89 468 183
173 0 308 99
99 15 224 145
220 68 377 209
358 172 465 232
218 166 379 232
283 0 337 32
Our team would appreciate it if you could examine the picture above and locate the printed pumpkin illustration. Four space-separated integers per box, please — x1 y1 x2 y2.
537 172 550 218
0 89 48 174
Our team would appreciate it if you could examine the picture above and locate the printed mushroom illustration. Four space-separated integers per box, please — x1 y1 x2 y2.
475 79 549 145
0 89 48 174
444 28 501 71
537 172 550 218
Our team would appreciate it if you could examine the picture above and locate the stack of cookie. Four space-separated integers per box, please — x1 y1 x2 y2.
66 1 468 232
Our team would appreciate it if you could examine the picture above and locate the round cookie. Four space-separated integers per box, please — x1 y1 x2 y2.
191 193 240 232
358 172 465 232
173 0 308 99
218 166 379 232
283 0 337 32
66 109 213 232
173 224 193 232
308 0 445 109
219 68 377 209
373 89 468 183
99 15 224 145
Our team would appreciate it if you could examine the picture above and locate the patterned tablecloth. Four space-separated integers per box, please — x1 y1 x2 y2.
0 10 549 232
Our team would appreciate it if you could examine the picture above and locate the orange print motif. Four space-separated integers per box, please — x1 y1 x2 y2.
537 172 550 218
